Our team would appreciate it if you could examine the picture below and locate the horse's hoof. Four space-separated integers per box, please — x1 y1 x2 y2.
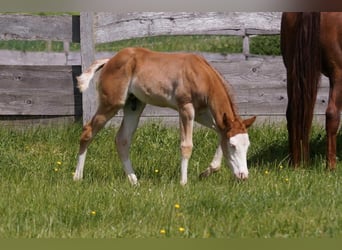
199 168 211 179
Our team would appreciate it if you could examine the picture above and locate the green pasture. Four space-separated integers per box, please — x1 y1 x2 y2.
0 13 341 239
0 122 341 238
0 12 281 54
0 35 280 55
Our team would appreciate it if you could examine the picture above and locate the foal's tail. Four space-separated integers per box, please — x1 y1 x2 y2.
281 12 321 165
77 58 110 92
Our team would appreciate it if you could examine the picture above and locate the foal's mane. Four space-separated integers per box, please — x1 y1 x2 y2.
198 55 239 116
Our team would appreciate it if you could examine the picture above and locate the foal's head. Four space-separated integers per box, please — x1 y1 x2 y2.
221 116 256 180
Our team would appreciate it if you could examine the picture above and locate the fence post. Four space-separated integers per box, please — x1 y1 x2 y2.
80 12 97 124
242 29 250 59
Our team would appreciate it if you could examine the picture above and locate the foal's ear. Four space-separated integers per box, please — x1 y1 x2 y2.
243 116 256 129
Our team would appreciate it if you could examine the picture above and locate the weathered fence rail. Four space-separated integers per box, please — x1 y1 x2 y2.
0 12 329 126
0 14 81 125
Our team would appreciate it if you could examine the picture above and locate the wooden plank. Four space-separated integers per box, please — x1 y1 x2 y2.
94 12 281 44
0 66 76 115
210 57 329 116
125 56 328 118
0 50 81 66
81 54 330 126
0 50 248 66
0 14 75 41
80 12 98 124
0 116 78 127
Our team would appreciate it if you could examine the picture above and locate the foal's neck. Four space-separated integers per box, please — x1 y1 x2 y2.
209 83 239 131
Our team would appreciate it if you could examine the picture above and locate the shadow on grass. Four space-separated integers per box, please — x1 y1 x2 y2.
248 126 342 169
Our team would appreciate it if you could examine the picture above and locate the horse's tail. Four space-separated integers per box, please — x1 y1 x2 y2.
282 12 321 165
77 58 110 92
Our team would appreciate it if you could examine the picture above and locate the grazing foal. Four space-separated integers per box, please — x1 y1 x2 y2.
73 47 256 185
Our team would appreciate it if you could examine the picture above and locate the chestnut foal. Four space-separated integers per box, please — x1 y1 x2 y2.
73 47 256 185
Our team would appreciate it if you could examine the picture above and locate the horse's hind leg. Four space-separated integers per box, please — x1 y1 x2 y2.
115 96 146 185
325 74 342 170
74 105 118 180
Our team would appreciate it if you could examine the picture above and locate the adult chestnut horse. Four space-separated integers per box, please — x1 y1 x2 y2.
281 12 342 169
73 47 256 185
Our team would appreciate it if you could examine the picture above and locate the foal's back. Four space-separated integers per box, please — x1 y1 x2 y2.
101 47 218 110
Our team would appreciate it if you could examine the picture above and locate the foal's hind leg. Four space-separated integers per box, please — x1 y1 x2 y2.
325 75 342 170
115 97 146 185
74 105 118 180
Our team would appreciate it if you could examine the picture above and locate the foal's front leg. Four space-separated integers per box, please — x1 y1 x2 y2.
194 110 223 179
179 103 195 185
199 143 223 179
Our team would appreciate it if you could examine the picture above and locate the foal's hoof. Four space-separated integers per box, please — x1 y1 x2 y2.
128 174 139 186
180 180 187 186
73 172 83 181
199 168 211 179
199 167 220 180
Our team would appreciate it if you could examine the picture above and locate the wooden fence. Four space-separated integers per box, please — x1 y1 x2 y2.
0 14 82 125
0 12 329 126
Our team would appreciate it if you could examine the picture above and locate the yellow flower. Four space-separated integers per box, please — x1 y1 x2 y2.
154 169 159 173
264 170 269 175
285 178 289 182
174 203 180 209
279 165 283 170
54 168 59 172
90 210 96 216
56 161 62 166
178 227 185 233
160 229 166 234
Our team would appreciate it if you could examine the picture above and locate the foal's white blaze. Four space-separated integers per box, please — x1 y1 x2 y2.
226 133 250 180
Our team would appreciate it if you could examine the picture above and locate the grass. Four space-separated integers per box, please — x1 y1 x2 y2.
0 12 281 54
0 122 341 238
96 35 243 54
0 35 280 55
0 13 336 239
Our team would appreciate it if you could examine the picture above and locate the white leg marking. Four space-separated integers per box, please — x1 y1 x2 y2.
209 145 223 171
122 159 138 185
116 101 145 185
127 173 138 186
180 158 189 186
73 150 87 181
179 103 194 186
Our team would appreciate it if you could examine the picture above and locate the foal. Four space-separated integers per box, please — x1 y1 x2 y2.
73 47 256 185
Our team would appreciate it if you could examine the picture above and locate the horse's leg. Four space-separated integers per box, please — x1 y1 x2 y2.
178 103 195 186
194 110 223 178
325 75 342 170
199 143 223 179
74 105 118 181
115 97 146 185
